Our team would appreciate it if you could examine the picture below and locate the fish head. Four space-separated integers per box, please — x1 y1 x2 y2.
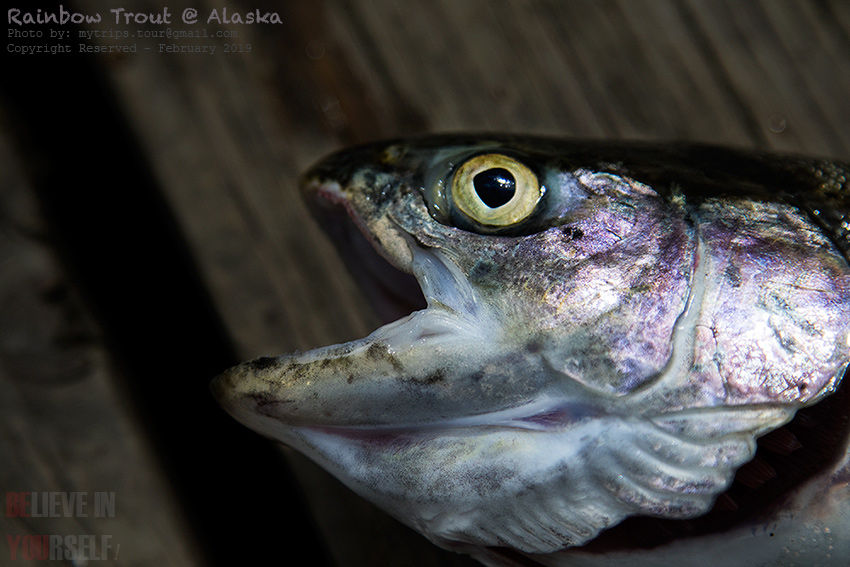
212 136 850 557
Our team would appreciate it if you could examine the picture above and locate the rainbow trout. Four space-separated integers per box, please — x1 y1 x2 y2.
213 136 850 567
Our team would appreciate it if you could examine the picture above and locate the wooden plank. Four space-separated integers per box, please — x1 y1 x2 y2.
684 0 850 156
14 0 850 565
0 112 200 566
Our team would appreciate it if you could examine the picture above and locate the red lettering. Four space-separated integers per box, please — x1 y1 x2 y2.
21 535 49 560
5 534 49 560
6 534 21 560
6 492 18 517
20 492 30 517
22 535 35 560
5 492 30 517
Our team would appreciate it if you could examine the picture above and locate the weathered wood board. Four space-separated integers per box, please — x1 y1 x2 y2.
4 0 850 565
0 112 201 565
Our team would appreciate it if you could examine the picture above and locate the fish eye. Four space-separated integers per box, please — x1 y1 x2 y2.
451 154 542 226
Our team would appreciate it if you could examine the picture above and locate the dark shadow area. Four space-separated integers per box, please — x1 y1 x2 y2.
3 14 332 567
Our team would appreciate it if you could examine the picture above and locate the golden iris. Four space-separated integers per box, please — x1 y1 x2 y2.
451 154 541 226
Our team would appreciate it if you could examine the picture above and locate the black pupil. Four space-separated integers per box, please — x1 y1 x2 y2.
473 168 516 208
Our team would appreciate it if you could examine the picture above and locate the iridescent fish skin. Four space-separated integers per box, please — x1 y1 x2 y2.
212 136 850 566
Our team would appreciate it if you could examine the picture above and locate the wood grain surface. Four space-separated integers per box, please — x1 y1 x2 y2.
3 1 849 566
0 111 199 566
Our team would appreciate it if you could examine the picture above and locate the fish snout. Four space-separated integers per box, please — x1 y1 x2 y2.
211 357 294 428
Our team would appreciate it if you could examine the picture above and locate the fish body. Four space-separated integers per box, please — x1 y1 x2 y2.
212 136 850 566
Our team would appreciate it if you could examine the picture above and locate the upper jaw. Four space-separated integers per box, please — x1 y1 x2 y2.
300 149 428 274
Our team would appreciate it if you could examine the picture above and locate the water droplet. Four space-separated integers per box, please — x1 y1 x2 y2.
306 40 325 60
767 114 787 133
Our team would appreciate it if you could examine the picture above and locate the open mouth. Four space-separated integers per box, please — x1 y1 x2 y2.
305 180 427 324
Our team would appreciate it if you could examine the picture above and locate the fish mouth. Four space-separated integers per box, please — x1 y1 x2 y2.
304 179 426 324
212 175 627 473
213 177 509 429
303 176 502 352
